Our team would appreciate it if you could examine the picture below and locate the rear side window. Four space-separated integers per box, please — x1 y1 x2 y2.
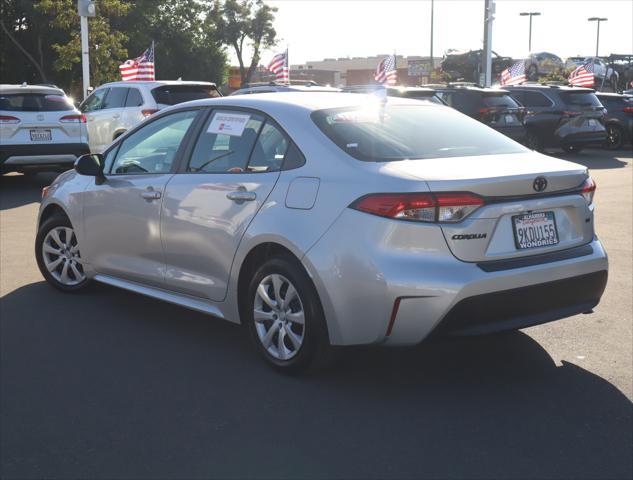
152 85 220 106
102 87 128 109
312 104 527 162
483 94 519 108
512 91 553 107
0 93 74 112
562 92 602 107
188 111 264 173
125 88 143 107
248 122 289 172
440 91 479 112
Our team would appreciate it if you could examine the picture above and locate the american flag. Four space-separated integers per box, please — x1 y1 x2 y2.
500 60 527 86
375 54 397 85
119 43 155 81
267 50 289 84
569 62 595 87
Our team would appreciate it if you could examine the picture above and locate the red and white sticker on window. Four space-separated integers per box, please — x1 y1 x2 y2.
207 112 250 136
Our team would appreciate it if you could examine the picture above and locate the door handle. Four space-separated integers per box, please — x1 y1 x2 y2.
112 114 120 119
141 190 161 200
226 190 256 202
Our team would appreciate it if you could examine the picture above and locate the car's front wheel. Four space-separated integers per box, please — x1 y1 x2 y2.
605 124 623 150
245 255 336 373
35 214 90 292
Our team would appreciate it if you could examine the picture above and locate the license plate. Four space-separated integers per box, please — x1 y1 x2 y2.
30 129 52 141
505 114 516 124
588 119 598 127
512 211 559 250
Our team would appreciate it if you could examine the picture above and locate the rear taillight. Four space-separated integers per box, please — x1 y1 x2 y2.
0 115 20 124
60 114 87 123
581 177 596 205
351 192 485 223
142 109 159 117
562 111 582 118
623 106 633 113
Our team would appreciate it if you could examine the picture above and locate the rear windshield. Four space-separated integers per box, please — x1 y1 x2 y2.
151 85 220 105
483 94 519 108
0 93 74 111
401 91 443 104
311 104 527 162
561 92 602 107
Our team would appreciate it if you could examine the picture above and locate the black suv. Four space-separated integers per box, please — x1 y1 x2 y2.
441 50 514 83
596 93 633 149
427 85 526 143
341 85 444 104
505 85 607 153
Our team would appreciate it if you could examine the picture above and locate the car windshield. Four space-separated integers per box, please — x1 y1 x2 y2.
483 94 520 108
151 85 220 105
0 93 74 111
562 92 602 107
311 104 527 162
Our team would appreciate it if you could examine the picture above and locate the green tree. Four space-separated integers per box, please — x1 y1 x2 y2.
37 0 129 93
211 0 277 85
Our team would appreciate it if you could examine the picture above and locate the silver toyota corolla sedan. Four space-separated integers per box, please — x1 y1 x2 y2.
35 92 608 373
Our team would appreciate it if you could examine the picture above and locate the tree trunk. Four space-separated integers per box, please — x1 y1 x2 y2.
0 19 48 82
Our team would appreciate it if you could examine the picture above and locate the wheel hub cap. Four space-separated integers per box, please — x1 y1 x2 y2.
42 226 85 286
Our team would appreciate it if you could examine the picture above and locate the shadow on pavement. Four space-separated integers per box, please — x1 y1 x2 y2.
0 173 58 211
549 149 631 170
2 281 632 479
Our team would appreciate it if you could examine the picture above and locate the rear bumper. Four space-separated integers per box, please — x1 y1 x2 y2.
559 131 608 146
0 143 89 171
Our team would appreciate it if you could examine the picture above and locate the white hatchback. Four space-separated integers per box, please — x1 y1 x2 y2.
79 80 221 153
0 84 89 174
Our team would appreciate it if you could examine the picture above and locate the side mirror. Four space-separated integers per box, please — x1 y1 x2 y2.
75 153 105 183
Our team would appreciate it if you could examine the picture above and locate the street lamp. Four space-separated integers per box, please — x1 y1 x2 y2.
519 11 541 53
588 17 608 57
77 0 96 100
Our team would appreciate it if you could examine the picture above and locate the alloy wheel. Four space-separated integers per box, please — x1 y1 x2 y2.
42 226 85 286
253 274 305 361
606 125 622 149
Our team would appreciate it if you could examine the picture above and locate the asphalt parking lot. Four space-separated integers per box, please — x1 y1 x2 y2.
1 148 631 479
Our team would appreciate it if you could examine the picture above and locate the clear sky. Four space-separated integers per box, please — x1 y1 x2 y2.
243 0 633 66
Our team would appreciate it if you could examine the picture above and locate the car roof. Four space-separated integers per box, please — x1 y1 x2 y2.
175 91 436 113
427 85 510 94
96 80 217 89
234 85 341 93
504 84 594 92
597 92 632 98
0 84 65 95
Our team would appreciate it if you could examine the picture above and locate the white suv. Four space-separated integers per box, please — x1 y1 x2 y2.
79 80 221 153
0 84 89 174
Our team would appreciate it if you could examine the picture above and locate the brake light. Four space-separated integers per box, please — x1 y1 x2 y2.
563 111 582 117
623 106 633 113
0 115 20 124
581 177 596 205
142 109 159 117
478 107 497 114
59 114 87 123
350 192 485 223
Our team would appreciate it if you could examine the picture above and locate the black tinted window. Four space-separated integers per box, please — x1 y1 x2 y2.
125 88 143 107
247 121 288 172
188 110 264 173
483 94 519 108
0 93 74 111
312 105 526 162
102 87 128 109
282 142 306 170
513 91 552 107
152 85 220 106
562 92 602 107
442 91 479 112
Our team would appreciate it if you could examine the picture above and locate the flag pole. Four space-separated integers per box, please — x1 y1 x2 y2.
152 40 156 79
286 45 289 85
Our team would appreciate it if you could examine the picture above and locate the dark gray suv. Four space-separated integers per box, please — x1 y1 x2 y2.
505 85 607 153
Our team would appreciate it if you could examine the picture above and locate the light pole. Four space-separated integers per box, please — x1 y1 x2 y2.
77 0 96 99
588 17 608 57
482 0 495 86
519 11 541 53
430 0 434 69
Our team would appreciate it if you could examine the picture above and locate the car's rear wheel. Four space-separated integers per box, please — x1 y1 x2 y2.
561 144 583 154
605 124 623 150
35 215 90 292
245 255 336 373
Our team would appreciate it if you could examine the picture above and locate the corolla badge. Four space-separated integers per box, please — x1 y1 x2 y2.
533 176 548 192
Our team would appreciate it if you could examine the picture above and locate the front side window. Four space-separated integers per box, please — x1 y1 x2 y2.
81 89 108 112
102 87 128 109
110 109 198 174
188 110 264 173
312 104 527 162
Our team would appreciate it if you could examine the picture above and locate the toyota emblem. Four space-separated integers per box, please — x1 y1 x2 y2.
533 176 548 192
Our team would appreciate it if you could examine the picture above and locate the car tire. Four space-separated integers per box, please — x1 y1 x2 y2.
35 214 90 293
605 124 623 150
245 255 338 374
525 131 544 152
561 144 583 154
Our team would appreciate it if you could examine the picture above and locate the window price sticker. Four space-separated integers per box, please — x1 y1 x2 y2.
207 113 251 136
